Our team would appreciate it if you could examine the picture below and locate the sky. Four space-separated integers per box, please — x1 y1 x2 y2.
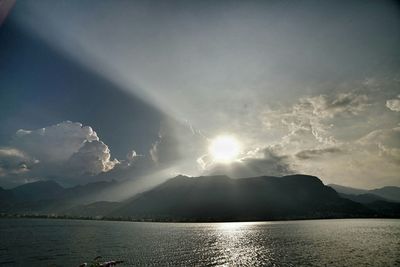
0 0 399 189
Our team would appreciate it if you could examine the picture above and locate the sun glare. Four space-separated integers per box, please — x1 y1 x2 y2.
209 135 241 163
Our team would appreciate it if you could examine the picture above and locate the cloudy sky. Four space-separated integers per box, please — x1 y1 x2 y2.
0 0 399 189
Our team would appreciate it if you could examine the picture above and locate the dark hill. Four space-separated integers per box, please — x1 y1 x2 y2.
12 180 64 201
369 186 400 202
110 175 373 221
0 180 117 213
338 193 387 204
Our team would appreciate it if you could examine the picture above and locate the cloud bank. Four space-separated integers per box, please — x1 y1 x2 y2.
0 121 123 187
257 90 399 188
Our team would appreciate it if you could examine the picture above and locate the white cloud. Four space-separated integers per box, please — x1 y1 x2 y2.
2 121 121 184
262 92 370 153
68 140 119 175
290 128 400 188
302 93 369 118
386 95 400 112
259 91 400 188
13 121 99 162
358 127 400 163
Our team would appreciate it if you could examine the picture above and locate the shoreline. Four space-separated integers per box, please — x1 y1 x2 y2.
1 213 398 224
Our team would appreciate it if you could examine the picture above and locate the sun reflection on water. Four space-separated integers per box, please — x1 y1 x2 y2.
209 222 275 266
217 221 264 230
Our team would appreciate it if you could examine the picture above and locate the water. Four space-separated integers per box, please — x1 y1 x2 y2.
0 218 399 266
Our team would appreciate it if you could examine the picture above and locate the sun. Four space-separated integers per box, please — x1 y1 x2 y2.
209 135 241 163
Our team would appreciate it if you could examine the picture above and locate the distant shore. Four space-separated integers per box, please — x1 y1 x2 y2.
1 213 397 224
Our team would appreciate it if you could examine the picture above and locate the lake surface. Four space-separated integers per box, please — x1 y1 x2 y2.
0 218 399 266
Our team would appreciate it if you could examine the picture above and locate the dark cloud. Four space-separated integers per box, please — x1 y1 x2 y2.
0 147 37 177
150 119 207 168
150 127 180 166
296 147 343 160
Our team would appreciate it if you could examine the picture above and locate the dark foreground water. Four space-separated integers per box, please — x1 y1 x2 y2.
0 218 399 266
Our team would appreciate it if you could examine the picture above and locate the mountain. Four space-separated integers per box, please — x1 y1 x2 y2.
369 187 400 202
11 180 64 201
330 184 400 203
109 175 375 221
329 184 368 195
338 193 387 204
0 186 14 204
0 180 118 213
61 180 119 205
2 175 399 222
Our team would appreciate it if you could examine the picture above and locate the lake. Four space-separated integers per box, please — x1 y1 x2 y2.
0 218 399 266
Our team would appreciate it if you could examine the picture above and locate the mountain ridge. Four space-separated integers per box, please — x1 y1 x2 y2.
1 175 399 222
330 184 400 203
109 174 375 221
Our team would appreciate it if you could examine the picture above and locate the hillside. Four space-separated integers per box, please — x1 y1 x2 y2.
110 175 374 221
330 184 400 203
2 175 399 222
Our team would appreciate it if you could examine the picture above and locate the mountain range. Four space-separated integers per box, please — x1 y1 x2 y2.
1 175 399 222
0 180 117 214
329 184 400 203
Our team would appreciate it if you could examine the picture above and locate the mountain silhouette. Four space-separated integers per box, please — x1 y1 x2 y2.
0 180 117 213
11 180 64 201
338 193 387 204
330 184 400 203
109 175 375 221
1 175 399 222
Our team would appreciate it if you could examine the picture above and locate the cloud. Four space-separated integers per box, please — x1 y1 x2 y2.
0 120 202 188
150 119 207 169
295 147 343 160
150 132 179 166
301 93 369 118
386 95 400 112
259 91 400 188
263 92 369 153
13 121 99 162
12 121 119 177
292 127 400 188
204 147 294 178
0 147 38 177
197 91 382 185
126 150 139 163
358 127 400 163
67 140 119 175
1 121 122 185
